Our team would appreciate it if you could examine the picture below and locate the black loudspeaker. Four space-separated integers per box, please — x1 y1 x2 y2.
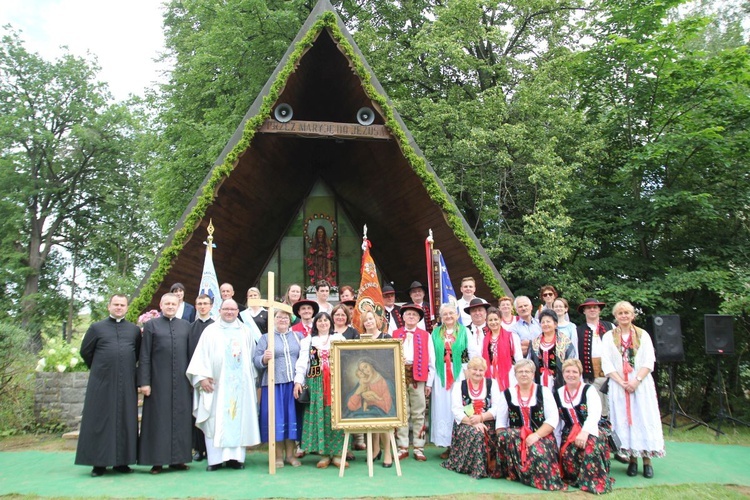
651 315 684 363
705 315 734 355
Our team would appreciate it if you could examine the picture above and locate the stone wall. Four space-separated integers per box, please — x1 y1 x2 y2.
34 372 89 430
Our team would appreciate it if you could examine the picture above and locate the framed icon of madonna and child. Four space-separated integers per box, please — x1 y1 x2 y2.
330 339 407 430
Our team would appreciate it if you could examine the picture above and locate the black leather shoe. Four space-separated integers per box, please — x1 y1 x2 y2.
374 451 382 461
150 466 163 475
626 461 638 476
193 451 204 462
643 464 654 478
91 467 106 477
113 465 133 474
226 460 245 470
382 461 393 468
206 464 223 472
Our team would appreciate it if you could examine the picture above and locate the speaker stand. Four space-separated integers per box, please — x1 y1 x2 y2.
705 357 750 437
663 364 718 435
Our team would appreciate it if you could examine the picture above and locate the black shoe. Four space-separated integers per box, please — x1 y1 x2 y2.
374 451 382 461
382 461 393 468
113 465 133 474
206 464 223 472
168 463 189 471
626 461 638 476
150 466 163 475
193 451 204 462
91 467 106 477
643 464 654 478
226 460 245 470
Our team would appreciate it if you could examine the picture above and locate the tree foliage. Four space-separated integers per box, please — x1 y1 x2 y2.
0 28 158 337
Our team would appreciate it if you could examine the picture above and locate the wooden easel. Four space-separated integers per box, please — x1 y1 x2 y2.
338 430 401 477
246 272 293 475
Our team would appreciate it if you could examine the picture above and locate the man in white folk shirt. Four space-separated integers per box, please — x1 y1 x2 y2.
463 298 491 351
392 304 435 462
186 299 261 471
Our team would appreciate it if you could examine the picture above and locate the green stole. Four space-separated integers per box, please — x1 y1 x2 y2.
433 323 469 387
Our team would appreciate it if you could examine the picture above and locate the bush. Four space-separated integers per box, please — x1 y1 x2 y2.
0 323 37 435
35 335 87 373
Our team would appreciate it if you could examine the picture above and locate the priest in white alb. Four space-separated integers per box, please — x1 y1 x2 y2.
186 299 262 471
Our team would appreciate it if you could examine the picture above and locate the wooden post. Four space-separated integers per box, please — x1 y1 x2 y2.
246 272 292 475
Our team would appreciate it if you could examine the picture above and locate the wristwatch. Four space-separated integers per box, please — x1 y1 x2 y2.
635 376 643 382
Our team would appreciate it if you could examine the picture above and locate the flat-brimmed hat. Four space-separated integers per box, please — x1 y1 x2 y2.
341 299 356 307
406 281 428 294
399 303 425 321
577 298 606 313
463 297 490 314
293 299 319 317
382 284 396 295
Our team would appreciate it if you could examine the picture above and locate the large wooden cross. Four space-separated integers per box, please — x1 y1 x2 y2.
246 271 293 475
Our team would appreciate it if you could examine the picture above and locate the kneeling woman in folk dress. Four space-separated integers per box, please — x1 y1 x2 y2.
496 359 567 491
555 359 614 494
441 356 501 479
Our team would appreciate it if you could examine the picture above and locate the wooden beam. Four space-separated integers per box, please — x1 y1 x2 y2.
259 119 391 140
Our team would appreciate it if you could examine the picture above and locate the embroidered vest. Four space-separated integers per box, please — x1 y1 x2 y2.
461 378 493 413
392 327 429 381
505 385 546 430
553 384 590 431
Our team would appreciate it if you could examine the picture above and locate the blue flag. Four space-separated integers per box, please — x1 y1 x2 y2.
437 252 462 324
199 243 221 318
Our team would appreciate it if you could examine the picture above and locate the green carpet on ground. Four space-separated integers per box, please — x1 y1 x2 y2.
0 442 748 499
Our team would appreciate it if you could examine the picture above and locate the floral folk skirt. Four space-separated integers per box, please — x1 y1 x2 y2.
496 428 567 491
301 375 345 456
441 421 501 479
560 427 614 494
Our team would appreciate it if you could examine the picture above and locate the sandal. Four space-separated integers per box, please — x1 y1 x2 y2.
316 457 331 469
332 456 349 468
286 458 302 467
275 459 285 468
414 448 427 461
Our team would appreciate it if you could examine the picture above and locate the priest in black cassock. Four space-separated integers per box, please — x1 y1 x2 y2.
137 292 193 474
188 293 215 462
75 294 141 477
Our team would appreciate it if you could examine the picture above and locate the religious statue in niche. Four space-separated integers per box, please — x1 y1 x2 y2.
304 214 338 288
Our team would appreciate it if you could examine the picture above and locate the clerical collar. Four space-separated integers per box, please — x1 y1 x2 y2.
110 316 124 323
199 316 211 322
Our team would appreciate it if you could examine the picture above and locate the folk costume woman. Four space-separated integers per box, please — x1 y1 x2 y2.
254 309 303 467
293 312 347 468
601 301 664 479
482 307 523 392
430 303 480 458
555 359 614 494
496 359 567 491
529 310 576 390
441 357 501 479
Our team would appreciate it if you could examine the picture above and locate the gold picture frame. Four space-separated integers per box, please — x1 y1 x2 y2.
330 339 407 431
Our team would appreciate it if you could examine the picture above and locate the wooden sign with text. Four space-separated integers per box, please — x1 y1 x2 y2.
260 119 392 140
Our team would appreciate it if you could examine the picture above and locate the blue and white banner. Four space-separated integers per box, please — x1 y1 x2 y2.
199 244 221 318
437 251 462 324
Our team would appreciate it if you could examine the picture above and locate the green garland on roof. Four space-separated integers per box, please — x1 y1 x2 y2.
128 10 502 321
